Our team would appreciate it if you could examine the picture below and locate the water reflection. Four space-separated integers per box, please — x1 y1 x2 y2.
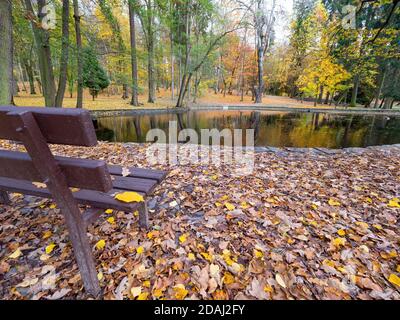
94 110 400 148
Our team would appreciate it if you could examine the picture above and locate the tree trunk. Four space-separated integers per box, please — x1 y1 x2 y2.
317 86 324 104
73 0 83 108
25 0 56 107
373 68 386 109
24 59 36 94
350 74 360 107
128 0 139 106
383 97 394 109
255 46 263 103
0 0 13 105
324 91 330 105
170 31 175 101
146 0 156 103
55 0 70 108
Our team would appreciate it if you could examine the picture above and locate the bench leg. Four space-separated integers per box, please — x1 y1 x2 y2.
0 191 10 205
138 202 149 229
62 211 101 297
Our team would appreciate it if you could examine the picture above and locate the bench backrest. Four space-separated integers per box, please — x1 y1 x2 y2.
0 106 97 146
0 106 113 192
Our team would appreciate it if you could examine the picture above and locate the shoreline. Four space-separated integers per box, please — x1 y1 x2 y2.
90 104 400 118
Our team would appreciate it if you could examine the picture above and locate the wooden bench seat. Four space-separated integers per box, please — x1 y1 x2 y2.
0 106 168 297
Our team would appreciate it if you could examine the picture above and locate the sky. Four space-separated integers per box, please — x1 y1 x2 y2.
274 0 294 43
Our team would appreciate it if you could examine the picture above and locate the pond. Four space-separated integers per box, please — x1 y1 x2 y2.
94 110 400 149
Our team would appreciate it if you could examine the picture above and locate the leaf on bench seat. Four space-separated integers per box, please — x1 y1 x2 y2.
122 167 131 177
32 182 47 189
114 191 144 203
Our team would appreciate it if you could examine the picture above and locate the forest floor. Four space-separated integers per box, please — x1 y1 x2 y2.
14 88 392 111
0 140 400 300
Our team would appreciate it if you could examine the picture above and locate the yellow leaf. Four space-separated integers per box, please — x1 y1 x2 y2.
137 292 149 300
105 209 113 214
215 202 222 207
136 246 144 254
396 265 400 273
264 285 273 293
200 252 213 262
49 204 57 209
131 286 142 298
173 284 188 300
70 188 80 193
9 248 22 259
32 182 47 189
373 224 383 230
95 239 106 250
179 234 187 244
42 230 52 239
337 229 346 236
365 197 373 204
107 217 115 224
388 274 400 287
328 199 341 206
188 253 195 261
254 250 264 258
97 272 103 281
333 237 346 247
114 192 144 203
356 221 369 229
388 199 400 208
223 272 235 285
240 201 250 209
147 231 155 239
323 259 336 268
224 202 235 211
45 243 56 254
153 289 164 298
275 274 286 288
143 280 151 288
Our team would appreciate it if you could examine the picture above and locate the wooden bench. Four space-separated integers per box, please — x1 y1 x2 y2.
0 106 167 296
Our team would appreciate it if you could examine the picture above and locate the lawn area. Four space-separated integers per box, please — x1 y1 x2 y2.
1 140 399 300
13 88 343 111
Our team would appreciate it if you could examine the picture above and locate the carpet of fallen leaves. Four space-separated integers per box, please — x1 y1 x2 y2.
0 140 399 300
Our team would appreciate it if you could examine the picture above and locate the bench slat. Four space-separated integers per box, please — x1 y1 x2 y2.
0 106 97 147
0 177 143 212
112 176 158 194
108 165 168 183
0 150 113 192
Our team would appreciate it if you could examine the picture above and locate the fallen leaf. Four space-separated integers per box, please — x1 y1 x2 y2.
42 231 52 239
388 274 400 287
224 202 235 211
173 284 188 300
95 239 106 250
136 246 144 254
275 274 286 288
328 199 341 206
115 192 144 203
122 167 131 177
9 248 22 259
32 182 47 189
45 243 56 254
130 286 142 298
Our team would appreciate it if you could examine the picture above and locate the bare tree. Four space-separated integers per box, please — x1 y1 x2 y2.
237 0 276 103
